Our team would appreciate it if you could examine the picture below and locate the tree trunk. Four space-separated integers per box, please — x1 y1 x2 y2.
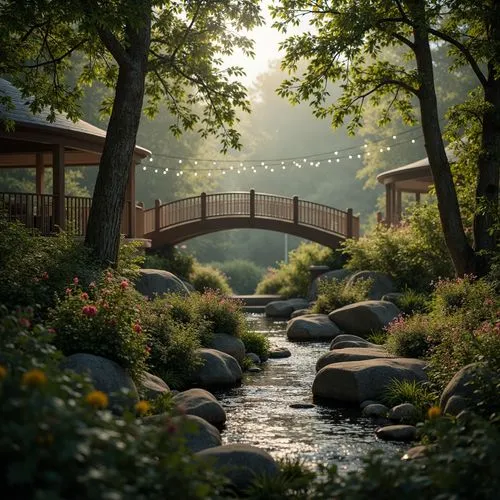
85 20 150 266
408 0 476 276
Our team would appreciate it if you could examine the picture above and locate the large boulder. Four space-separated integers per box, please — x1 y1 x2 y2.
135 269 190 299
376 424 417 442
145 414 221 452
440 362 489 415
328 300 400 337
172 388 226 427
286 314 342 341
197 444 279 492
330 334 382 350
139 371 170 401
209 333 246 363
61 353 138 410
192 349 242 388
315 347 395 372
265 298 309 318
312 358 427 404
345 271 397 300
308 269 353 301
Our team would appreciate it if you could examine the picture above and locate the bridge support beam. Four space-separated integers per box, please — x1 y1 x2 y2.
293 196 299 224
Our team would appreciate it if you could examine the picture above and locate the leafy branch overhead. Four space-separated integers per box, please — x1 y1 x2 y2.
0 0 263 151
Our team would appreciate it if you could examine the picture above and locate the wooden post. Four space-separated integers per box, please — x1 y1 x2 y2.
396 189 402 224
346 208 353 238
293 195 299 224
249 189 255 219
416 192 421 204
385 183 392 225
136 202 145 238
126 161 136 237
154 199 161 232
201 192 207 220
52 144 65 230
35 153 45 195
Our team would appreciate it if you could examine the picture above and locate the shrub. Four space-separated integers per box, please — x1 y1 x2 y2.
210 259 265 294
255 242 341 298
240 330 271 359
189 263 233 295
391 289 430 315
385 314 438 358
312 278 372 314
0 219 100 315
49 271 148 381
144 245 194 279
342 203 454 292
0 306 227 499
141 298 203 389
191 290 247 338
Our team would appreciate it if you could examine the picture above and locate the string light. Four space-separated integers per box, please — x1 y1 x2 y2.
138 131 422 176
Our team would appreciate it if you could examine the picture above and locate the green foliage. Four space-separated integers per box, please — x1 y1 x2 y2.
385 314 438 359
255 242 339 298
391 289 430 316
343 204 454 291
0 306 227 499
49 271 148 381
144 245 194 280
240 330 270 360
382 379 437 418
312 278 372 314
209 259 265 295
189 263 233 295
116 239 146 282
141 298 203 390
0 219 100 315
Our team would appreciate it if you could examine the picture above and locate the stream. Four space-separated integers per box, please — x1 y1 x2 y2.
216 314 406 472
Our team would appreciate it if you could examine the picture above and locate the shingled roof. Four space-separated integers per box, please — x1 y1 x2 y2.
0 79 150 167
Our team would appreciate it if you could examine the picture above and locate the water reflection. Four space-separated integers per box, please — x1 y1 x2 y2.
215 314 407 471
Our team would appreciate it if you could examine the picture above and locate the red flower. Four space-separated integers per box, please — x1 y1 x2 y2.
41 272 49 280
82 305 98 317
19 318 31 329
73 277 79 285
47 328 56 334
120 280 129 290
133 323 142 334
81 292 89 301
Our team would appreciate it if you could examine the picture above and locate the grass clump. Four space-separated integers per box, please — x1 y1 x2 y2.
240 330 271 360
382 379 437 417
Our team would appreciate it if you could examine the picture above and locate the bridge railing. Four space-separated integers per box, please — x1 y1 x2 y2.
144 190 359 239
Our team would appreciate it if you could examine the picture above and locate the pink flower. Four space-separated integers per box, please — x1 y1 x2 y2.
133 323 142 334
47 328 56 334
65 288 72 295
120 280 129 290
82 305 98 317
81 292 89 301
19 318 31 329
41 272 49 280
73 277 79 285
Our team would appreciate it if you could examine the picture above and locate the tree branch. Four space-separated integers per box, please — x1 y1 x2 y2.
24 39 88 68
428 27 487 86
97 26 131 67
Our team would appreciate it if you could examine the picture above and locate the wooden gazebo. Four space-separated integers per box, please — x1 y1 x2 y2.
0 78 150 236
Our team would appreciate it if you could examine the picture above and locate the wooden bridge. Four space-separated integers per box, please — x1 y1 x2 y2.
142 190 359 249
1 190 359 248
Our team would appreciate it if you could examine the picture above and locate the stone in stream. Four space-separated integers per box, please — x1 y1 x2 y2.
191 349 242 388
376 424 417 442
208 333 246 363
330 334 383 350
286 314 342 341
312 357 427 404
315 347 395 372
269 347 291 359
245 352 261 364
388 403 419 423
362 403 389 418
172 388 226 427
328 300 401 337
289 403 315 409
265 298 309 319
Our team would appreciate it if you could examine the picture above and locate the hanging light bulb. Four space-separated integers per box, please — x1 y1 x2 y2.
348 155 353 159
194 161 198 165
282 165 286 169
243 166 247 171
180 170 183 175
149 157 153 162
237 170 241 174
357 154 361 159
392 135 397 140
336 158 340 163
176 172 180 177
142 166 147 171
328 159 332 163
194 172 198 176
222 170 226 175
178 159 182 164
270 168 274 172
208 171 212 176
335 151 338 155
411 139 416 143
386 146 391 151
154 168 158 173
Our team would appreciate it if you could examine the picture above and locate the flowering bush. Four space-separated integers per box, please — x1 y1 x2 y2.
0 306 227 498
49 271 148 381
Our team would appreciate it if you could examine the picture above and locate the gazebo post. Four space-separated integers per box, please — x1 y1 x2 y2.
52 144 65 230
35 153 45 195
396 189 402 223
415 192 421 204
385 183 393 225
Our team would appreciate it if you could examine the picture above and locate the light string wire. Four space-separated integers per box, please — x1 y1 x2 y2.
140 130 423 176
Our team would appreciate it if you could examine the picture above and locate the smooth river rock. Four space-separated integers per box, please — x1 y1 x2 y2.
209 333 246 363
139 371 170 401
192 349 242 388
308 269 353 301
172 388 226 426
330 334 383 350
376 424 417 442
328 300 401 337
265 298 309 318
286 314 342 341
135 269 190 298
345 271 397 300
312 357 427 404
316 347 395 372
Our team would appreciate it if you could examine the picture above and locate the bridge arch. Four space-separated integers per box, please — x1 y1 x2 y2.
142 191 359 249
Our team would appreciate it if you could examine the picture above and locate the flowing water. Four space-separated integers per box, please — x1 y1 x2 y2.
216 314 407 472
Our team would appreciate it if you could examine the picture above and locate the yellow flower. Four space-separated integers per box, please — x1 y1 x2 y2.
427 406 441 419
0 365 7 381
85 390 109 409
135 400 151 416
21 369 47 388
